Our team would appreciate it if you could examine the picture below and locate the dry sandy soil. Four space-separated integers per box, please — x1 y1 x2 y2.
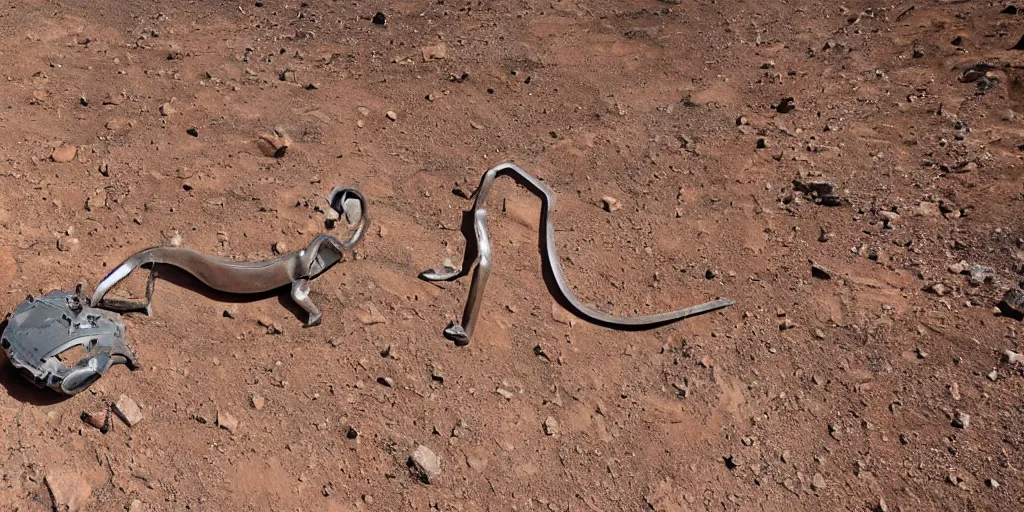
1 0 1024 510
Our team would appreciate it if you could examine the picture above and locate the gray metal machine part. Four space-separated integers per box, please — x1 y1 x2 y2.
2 289 138 395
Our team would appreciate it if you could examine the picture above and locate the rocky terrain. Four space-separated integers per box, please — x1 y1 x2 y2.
1 0 1023 510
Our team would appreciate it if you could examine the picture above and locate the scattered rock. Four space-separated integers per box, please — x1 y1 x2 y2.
357 304 387 325
409 445 442 483
377 376 394 387
257 317 283 334
105 118 131 131
1013 34 1024 51
421 43 447 61
371 11 386 25
217 410 239 433
80 406 110 433
600 196 622 212
792 179 842 206
1003 350 1023 364
811 472 826 491
967 265 995 286
51 145 77 163
998 288 1024 319
810 263 832 280
272 241 287 255
45 471 92 512
346 426 359 439
551 302 576 326
987 478 1000 488
948 260 970 274
385 110 397 121
543 416 560 435
57 236 80 252
159 102 176 116
878 210 899 228
222 307 236 319
926 283 948 296
813 329 826 340
128 499 144 512
987 369 998 382
952 411 970 429
775 97 796 113
950 382 961 400
257 130 291 158
32 90 48 103
102 93 124 105
495 387 515 400
113 395 143 427
186 127 199 137
725 455 742 469
251 394 265 410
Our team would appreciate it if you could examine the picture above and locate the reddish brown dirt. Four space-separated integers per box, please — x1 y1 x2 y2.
2 1 1024 510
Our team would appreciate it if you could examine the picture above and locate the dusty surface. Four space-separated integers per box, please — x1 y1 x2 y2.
1 1 1024 510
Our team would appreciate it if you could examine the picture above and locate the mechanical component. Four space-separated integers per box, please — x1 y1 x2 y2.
90 187 369 327
2 287 138 395
420 163 735 345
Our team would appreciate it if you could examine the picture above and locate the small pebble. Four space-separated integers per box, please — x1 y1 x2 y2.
952 412 970 429
409 445 442 483
543 416 559 435
217 410 239 433
600 196 622 212
811 472 826 491
385 110 397 121
251 394 265 410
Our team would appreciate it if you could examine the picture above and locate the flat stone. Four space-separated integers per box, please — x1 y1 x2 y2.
409 445 442 483
113 395 143 427
217 410 239 433
251 394 265 410
421 43 447 61
811 472 826 491
45 470 92 512
551 302 576 327
357 304 387 325
51 145 77 163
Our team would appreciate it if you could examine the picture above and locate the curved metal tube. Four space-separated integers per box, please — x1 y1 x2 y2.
419 163 735 345
90 187 369 327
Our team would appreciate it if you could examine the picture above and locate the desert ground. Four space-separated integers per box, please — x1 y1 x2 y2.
1 0 1023 510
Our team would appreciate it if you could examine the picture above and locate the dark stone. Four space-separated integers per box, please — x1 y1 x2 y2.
998 288 1024 319
775 97 795 113
186 127 199 137
811 264 832 280
1003 5 1019 15
372 11 386 25
1013 34 1024 51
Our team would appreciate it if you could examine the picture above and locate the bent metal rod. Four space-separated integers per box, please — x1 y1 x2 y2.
419 163 735 345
